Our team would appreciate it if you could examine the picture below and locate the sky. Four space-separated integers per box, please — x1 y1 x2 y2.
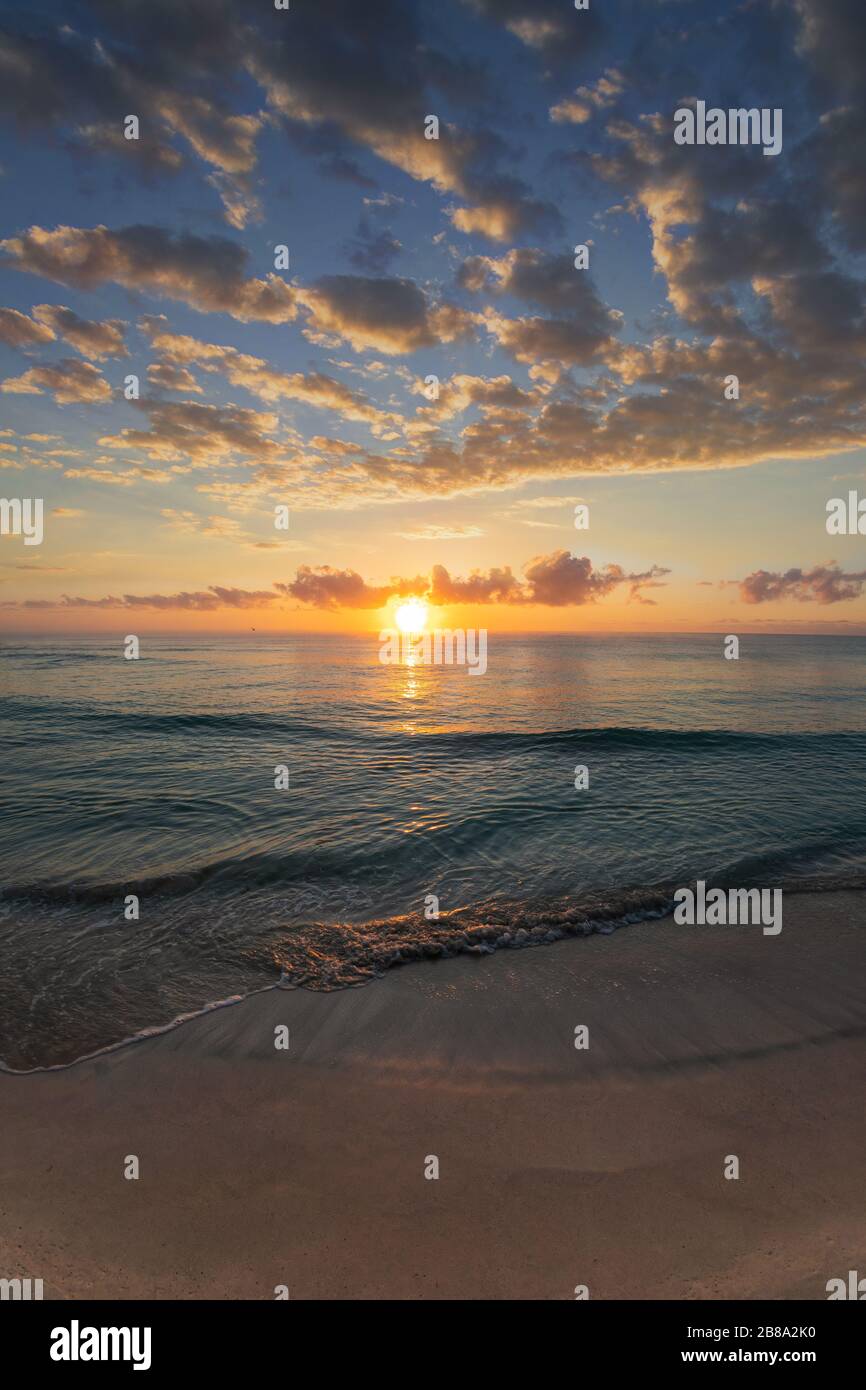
1 0 866 635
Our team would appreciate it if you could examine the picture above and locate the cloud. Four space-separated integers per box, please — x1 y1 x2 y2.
584 114 797 331
3 1 865 516
461 0 605 62
248 1 559 240
99 398 283 467
7 550 669 614
459 249 622 368
74 108 261 229
481 308 618 370
102 333 866 508
277 566 427 610
32 304 128 360
787 0 866 92
160 508 244 538
740 563 866 605
0 0 564 240
0 3 263 225
550 68 625 124
15 586 281 611
73 123 184 175
412 372 540 423
459 247 602 312
64 465 173 485
0 224 298 323
396 524 485 541
427 561 524 604
799 105 866 252
0 358 112 404
140 318 401 432
285 551 669 609
782 4 866 254
297 275 476 355
317 154 377 189
151 95 261 177
146 362 204 395
345 217 402 274
0 306 55 350
507 494 586 510
519 552 669 606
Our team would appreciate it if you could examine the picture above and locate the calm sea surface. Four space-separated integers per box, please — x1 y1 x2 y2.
2 632 866 1068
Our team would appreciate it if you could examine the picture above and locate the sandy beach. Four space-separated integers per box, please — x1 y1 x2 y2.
2 891 865 1301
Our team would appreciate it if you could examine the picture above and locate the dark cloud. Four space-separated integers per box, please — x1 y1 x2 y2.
345 218 402 274
461 0 605 63
0 1 254 221
71 123 185 177
786 0 866 92
752 270 866 350
459 248 621 369
245 0 562 239
0 0 554 240
740 564 866 605
785 0 866 254
482 309 618 370
285 552 669 609
318 155 377 189
429 562 524 604
520 552 669 606
277 566 426 611
299 275 476 354
459 247 607 314
798 105 866 253
15 585 280 611
0 224 298 323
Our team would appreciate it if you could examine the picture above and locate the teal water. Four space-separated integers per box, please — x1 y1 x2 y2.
2 632 866 1068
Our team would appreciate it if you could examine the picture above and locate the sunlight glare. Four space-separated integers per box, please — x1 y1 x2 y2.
395 598 429 635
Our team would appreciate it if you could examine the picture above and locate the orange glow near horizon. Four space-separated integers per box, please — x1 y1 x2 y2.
5 594 866 638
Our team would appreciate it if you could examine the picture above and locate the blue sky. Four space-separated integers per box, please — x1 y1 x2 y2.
1 0 866 631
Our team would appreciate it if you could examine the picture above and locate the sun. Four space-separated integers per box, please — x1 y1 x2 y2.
395 598 429 635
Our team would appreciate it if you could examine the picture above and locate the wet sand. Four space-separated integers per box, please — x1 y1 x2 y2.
2 891 865 1299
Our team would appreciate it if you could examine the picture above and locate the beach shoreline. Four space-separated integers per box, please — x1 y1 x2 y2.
2 890 865 1300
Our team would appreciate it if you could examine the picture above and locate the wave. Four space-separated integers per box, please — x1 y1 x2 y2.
260 874 866 995
5 875 866 1073
0 697 346 741
0 846 373 904
5 699 866 749
0 991 264 1076
7 811 866 909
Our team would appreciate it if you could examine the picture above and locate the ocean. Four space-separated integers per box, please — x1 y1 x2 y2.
3 631 866 1070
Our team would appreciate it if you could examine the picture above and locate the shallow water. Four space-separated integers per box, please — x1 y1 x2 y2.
2 632 866 1069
